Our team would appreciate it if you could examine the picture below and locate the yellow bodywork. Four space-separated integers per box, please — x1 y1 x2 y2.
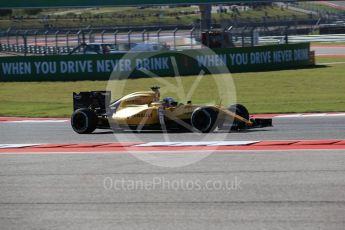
109 90 252 127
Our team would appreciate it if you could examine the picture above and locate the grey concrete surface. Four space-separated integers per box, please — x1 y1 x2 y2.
1 116 345 144
0 150 345 230
312 46 345 56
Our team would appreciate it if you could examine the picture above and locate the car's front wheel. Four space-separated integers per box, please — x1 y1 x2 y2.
191 107 218 133
229 104 249 130
71 108 97 134
218 104 250 130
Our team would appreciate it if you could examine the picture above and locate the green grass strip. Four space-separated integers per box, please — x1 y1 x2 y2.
1 57 345 117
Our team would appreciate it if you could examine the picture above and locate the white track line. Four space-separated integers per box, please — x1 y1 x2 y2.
275 113 345 118
326 113 345 117
319 62 345 65
5 120 68 123
135 141 258 147
301 113 327 117
275 114 302 118
0 144 40 149
207 141 259 146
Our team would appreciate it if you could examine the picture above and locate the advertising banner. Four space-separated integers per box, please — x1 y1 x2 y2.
0 43 311 82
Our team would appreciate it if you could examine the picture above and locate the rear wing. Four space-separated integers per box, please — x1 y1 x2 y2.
73 91 111 115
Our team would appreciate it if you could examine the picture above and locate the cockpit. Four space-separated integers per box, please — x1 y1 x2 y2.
163 97 178 107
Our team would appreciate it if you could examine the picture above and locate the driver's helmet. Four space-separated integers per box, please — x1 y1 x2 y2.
163 97 177 107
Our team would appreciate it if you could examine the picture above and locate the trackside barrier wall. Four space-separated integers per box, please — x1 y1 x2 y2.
0 0 299 8
0 43 311 82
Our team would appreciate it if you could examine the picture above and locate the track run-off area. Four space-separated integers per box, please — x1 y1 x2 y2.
0 114 345 229
0 111 345 230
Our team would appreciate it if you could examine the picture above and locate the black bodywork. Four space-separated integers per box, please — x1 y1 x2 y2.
73 91 111 129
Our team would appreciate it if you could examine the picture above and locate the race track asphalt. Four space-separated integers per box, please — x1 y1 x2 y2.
0 116 345 230
0 116 344 144
0 150 344 230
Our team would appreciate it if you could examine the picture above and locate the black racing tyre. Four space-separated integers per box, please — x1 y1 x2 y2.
229 104 249 130
71 108 97 134
229 104 249 120
191 107 218 133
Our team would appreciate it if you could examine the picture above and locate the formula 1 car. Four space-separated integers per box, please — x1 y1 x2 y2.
71 87 272 134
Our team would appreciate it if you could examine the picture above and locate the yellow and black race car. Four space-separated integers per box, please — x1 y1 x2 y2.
71 87 272 134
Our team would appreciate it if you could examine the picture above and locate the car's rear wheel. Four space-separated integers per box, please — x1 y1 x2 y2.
71 108 97 134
